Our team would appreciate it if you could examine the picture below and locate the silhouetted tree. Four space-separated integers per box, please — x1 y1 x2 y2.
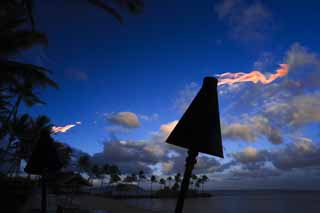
90 164 102 186
191 174 198 190
159 178 166 190
172 182 179 191
167 176 173 188
200 175 209 192
101 163 110 188
54 142 72 169
77 155 91 176
195 179 201 192
150 175 157 193
174 173 181 188
109 174 121 185
138 170 145 188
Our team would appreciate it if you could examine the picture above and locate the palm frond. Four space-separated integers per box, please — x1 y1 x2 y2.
0 60 58 89
87 0 124 23
113 0 144 14
0 30 48 56
22 0 35 30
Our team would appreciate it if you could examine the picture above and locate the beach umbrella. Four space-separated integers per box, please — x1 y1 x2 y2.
166 76 224 213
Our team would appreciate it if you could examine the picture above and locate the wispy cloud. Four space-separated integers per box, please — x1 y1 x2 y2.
139 113 159 121
64 69 89 81
174 82 199 112
214 0 273 41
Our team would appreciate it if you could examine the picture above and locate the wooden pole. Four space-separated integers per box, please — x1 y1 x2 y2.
41 172 47 213
175 149 198 213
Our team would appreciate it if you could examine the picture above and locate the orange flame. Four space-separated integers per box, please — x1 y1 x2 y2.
217 64 289 86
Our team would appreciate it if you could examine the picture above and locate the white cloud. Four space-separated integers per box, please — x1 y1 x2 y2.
106 112 140 128
159 120 179 139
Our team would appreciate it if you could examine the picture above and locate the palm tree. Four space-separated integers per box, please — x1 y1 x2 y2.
91 164 101 186
159 178 166 190
167 176 173 189
191 174 198 190
138 170 145 188
0 2 58 165
53 142 72 169
108 164 121 187
150 175 157 194
174 173 181 188
77 155 91 176
6 114 53 176
172 182 179 191
109 164 121 175
195 179 201 192
200 175 209 193
109 174 121 185
101 163 110 188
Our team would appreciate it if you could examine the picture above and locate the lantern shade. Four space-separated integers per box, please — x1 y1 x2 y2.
166 77 223 158
24 129 63 175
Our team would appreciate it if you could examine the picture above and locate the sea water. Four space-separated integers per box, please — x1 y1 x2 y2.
124 191 320 213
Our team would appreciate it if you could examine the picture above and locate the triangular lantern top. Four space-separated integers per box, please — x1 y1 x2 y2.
166 77 223 158
24 129 63 175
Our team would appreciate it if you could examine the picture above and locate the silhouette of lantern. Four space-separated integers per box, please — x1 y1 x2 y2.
166 77 223 213
25 129 62 213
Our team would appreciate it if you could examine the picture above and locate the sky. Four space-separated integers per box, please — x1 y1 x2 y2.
20 0 320 189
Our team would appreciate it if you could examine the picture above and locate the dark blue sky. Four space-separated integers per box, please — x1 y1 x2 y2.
21 0 320 189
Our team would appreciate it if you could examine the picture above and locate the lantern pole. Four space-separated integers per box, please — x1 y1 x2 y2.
41 170 47 213
175 149 198 213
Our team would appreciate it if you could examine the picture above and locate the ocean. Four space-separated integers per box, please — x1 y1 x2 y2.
124 190 320 213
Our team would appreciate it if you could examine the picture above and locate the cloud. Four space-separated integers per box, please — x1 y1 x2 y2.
139 113 159 121
159 120 179 139
265 92 320 128
269 137 320 171
285 42 320 70
92 140 159 174
65 69 88 81
222 115 283 144
222 123 256 142
51 121 81 134
91 119 222 175
229 137 320 172
214 0 273 41
251 116 282 144
174 82 199 112
106 112 140 128
231 147 267 164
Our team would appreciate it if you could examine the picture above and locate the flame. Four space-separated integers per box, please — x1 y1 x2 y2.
217 64 289 86
51 124 76 134
51 121 82 134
